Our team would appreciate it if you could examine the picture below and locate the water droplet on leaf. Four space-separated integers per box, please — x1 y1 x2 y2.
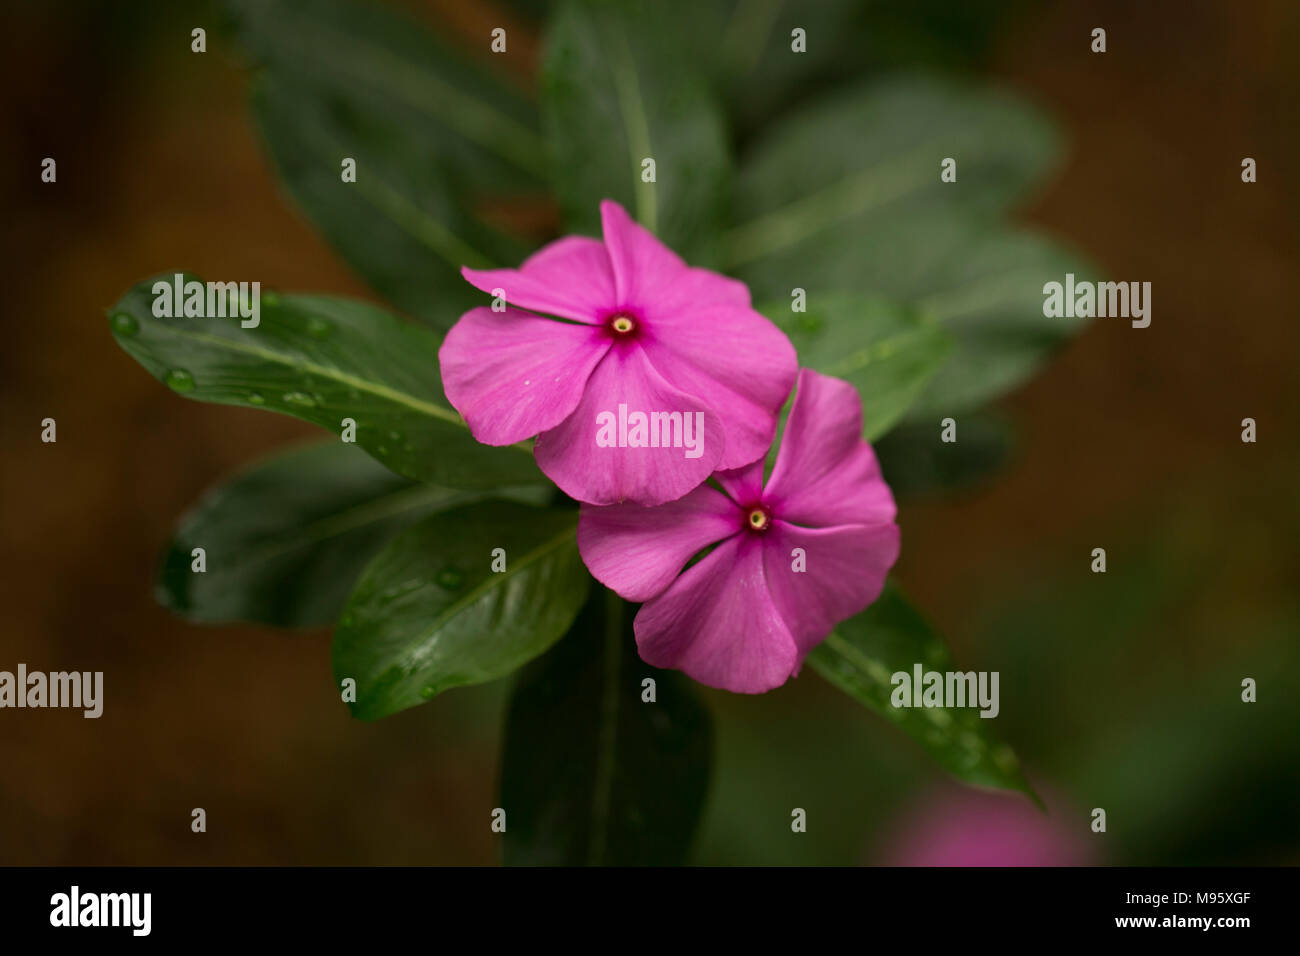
110 312 138 336
282 391 316 408
165 369 195 392
436 567 465 589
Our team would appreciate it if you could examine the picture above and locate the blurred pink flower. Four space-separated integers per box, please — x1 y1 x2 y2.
438 200 795 506
579 369 899 693
877 786 1096 867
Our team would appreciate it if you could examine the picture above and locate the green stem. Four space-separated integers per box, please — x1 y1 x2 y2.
588 589 623 865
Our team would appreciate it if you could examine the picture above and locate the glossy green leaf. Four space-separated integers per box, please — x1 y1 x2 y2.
333 501 589 721
228 0 543 328
541 0 731 263
728 76 1096 414
107 274 542 489
762 295 952 441
501 590 712 865
808 584 1039 802
158 440 548 628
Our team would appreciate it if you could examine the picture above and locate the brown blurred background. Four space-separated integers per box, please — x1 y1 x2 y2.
1 0 1296 865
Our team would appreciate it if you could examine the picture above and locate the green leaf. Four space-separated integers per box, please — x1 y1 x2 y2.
714 0 870 133
158 440 548 628
107 274 543 489
333 501 590 720
228 0 544 328
728 76 1096 414
501 589 712 865
728 76 1059 269
902 224 1095 417
714 0 1026 135
808 584 1039 802
541 0 731 263
762 295 952 441
874 413 1013 498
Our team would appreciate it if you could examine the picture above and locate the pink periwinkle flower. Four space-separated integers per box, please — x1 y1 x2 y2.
438 200 796 506
578 368 900 693
877 785 1096 867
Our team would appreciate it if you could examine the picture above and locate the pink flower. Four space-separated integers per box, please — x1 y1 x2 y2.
877 785 1096 867
578 369 900 693
438 200 796 506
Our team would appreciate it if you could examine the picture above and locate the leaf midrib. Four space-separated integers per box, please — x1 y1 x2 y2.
352 173 496 271
819 326 940 378
139 320 489 434
288 19 546 176
816 631 896 689
201 482 458 577
724 143 945 267
916 260 1073 321
721 0 783 75
599 16 657 234
271 106 497 271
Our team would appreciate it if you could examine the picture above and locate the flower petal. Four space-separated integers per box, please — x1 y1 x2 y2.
534 344 725 505
599 200 686 309
714 460 765 507
461 236 614 323
765 368 896 527
641 304 796 469
578 486 740 602
762 520 900 659
439 307 610 445
635 535 799 694
599 200 750 315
